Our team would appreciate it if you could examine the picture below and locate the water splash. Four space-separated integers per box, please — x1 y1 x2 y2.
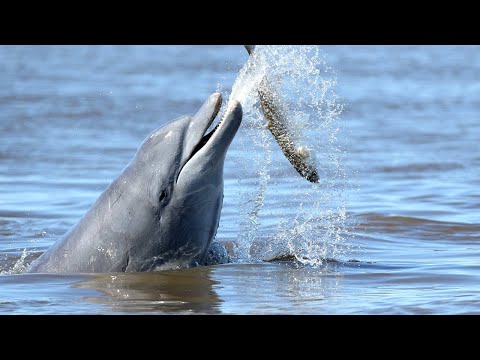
221 45 350 265
0 248 29 275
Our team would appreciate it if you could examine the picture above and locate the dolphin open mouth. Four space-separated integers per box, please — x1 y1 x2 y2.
176 94 242 183
176 93 223 181
188 100 222 160
189 100 241 162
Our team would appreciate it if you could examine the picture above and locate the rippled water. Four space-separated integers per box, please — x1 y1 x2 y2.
1 45 479 314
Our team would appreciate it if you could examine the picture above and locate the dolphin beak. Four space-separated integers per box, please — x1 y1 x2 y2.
182 92 222 157
194 100 242 158
185 98 242 169
193 92 222 129
176 93 242 182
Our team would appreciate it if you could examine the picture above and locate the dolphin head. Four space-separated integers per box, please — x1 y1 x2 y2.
125 93 242 271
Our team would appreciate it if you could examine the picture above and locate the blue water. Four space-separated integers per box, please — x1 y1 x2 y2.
0 45 479 314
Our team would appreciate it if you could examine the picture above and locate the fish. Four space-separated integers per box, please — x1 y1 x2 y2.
244 45 319 183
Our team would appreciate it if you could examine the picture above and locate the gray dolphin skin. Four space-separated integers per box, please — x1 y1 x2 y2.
28 93 242 273
244 45 319 183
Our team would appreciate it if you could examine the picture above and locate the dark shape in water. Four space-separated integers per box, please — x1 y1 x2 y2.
244 45 319 183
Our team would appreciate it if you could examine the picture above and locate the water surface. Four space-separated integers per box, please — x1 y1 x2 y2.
1 45 479 314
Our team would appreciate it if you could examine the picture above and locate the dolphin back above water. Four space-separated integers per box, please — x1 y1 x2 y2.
28 93 242 273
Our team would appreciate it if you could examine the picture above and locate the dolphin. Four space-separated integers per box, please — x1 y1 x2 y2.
28 93 242 273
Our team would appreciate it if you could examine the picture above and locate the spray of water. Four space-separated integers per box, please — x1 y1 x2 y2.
0 248 29 275
220 45 349 266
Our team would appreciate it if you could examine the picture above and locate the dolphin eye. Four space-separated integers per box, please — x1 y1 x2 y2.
159 190 167 202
